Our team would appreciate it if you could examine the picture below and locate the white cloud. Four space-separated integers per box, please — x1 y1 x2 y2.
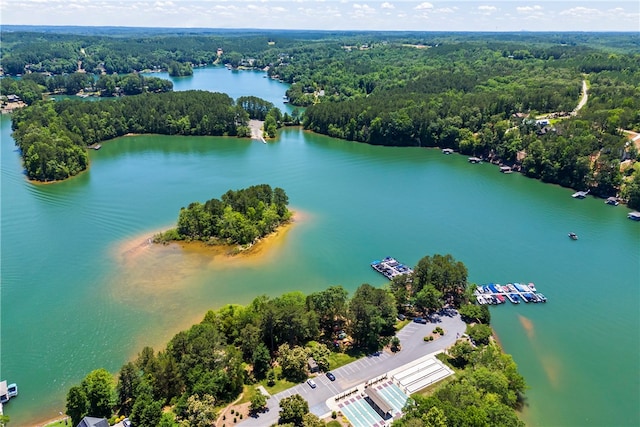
516 5 542 13
381 2 394 9
414 2 433 10
478 5 497 12
560 6 600 17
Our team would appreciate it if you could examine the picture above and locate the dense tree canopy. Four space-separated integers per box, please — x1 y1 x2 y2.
160 184 292 245
10 91 283 181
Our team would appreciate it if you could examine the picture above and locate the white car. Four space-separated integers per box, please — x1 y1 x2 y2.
307 378 317 389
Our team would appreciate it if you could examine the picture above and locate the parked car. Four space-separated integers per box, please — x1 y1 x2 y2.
397 313 406 321
326 372 336 381
122 419 131 427
413 317 427 324
307 378 317 388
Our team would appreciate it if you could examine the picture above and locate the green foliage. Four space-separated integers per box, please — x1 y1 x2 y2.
184 394 217 427
348 283 397 351
168 61 193 77
250 391 267 412
174 184 292 245
468 324 493 346
66 385 88 426
279 394 309 426
10 91 264 181
277 344 309 383
252 343 271 380
458 303 491 325
80 368 115 419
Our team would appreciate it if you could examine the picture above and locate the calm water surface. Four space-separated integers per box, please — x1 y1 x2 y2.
1 67 638 426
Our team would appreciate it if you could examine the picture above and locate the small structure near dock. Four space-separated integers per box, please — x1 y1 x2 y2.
605 197 619 206
628 211 640 221
371 257 413 280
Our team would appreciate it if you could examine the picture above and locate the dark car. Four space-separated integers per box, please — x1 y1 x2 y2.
413 317 427 324
326 372 336 381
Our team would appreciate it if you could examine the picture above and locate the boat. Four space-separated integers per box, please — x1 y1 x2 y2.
468 156 482 163
499 166 513 173
572 190 589 199
507 294 520 304
605 197 619 206
442 148 454 154
535 293 547 302
370 257 414 280
628 212 640 221
568 232 578 240
527 282 537 292
0 381 17 404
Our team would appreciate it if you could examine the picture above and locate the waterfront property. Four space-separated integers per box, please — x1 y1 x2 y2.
571 190 589 199
371 257 414 280
628 211 640 221
474 283 547 305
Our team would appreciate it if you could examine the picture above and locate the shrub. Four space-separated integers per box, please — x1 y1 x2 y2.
234 418 237 423
231 409 235 415
332 411 337 419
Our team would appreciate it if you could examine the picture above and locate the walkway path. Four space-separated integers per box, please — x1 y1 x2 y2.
239 310 465 426
249 119 266 143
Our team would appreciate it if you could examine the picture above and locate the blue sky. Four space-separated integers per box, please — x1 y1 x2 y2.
1 0 638 31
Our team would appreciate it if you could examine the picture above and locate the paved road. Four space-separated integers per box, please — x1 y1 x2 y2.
240 310 465 426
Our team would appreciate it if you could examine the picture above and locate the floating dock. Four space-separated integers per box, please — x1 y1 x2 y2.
371 257 413 280
474 282 547 305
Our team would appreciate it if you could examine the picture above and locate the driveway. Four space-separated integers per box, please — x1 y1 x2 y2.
240 309 465 426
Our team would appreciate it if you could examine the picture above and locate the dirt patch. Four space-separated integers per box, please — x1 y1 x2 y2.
217 401 251 427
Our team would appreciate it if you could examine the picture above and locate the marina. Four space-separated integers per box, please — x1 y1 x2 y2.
371 257 414 280
474 282 547 305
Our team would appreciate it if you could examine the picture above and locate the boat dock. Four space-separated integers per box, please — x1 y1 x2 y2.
474 282 547 305
371 257 413 280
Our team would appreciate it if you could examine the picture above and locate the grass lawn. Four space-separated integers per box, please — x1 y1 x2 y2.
258 366 297 395
328 351 358 370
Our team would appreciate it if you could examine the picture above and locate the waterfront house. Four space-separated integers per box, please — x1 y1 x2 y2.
77 417 109 427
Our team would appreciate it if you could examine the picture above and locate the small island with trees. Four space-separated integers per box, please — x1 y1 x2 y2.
154 184 292 248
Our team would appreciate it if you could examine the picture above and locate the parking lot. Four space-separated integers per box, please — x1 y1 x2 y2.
240 310 465 426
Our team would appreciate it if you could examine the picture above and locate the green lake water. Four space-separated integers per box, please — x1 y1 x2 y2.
1 67 639 426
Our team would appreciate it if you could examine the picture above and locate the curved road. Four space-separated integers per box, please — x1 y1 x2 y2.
571 79 589 116
240 310 466 426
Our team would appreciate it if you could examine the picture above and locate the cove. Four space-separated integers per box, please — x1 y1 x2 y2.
1 67 638 427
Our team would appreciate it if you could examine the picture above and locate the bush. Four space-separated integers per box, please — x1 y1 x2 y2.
234 417 237 423
332 411 337 419
423 336 434 342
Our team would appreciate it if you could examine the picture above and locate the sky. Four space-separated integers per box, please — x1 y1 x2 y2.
1 0 639 32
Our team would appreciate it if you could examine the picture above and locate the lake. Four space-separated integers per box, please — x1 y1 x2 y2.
1 66 638 426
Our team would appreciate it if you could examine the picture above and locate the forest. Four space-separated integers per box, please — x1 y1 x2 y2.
156 184 292 246
10 91 285 181
64 254 526 427
2 29 639 206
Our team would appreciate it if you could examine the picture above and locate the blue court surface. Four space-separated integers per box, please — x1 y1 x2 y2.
338 382 410 427
338 395 386 427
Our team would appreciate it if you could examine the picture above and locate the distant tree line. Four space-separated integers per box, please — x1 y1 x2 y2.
10 91 284 181
157 184 292 245
0 72 173 104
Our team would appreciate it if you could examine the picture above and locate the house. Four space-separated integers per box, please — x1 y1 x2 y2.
77 416 109 427
308 357 319 373
6 94 20 102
